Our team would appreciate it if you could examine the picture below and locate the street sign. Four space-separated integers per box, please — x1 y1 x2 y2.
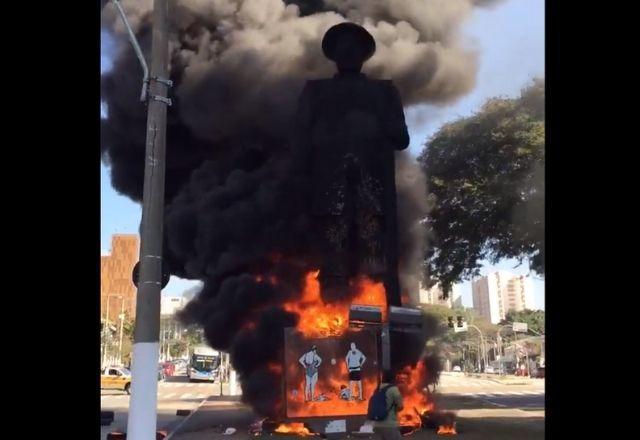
513 322 528 333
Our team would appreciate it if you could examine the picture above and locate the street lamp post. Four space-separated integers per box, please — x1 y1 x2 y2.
466 324 487 372
111 1 170 437
118 310 126 365
103 294 124 367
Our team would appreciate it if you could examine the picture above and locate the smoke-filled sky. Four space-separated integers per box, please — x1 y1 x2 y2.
101 0 544 308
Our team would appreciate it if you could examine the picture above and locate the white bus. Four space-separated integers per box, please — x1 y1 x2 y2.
188 345 220 382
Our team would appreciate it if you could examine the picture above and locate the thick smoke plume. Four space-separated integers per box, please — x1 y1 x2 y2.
101 0 496 417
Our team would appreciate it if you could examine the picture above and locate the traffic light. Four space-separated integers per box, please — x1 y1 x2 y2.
447 316 454 328
457 316 464 328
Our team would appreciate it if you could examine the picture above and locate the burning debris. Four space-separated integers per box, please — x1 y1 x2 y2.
101 0 494 428
274 423 315 436
437 424 457 436
419 410 458 436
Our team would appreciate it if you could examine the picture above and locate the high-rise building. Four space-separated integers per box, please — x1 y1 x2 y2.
101 234 140 321
161 296 186 316
451 285 463 308
419 283 462 309
503 275 535 313
471 271 535 323
160 296 187 361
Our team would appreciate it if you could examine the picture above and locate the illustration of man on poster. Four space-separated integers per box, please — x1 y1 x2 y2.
299 345 322 401
346 342 367 400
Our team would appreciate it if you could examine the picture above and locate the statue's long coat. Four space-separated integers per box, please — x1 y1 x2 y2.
294 72 409 305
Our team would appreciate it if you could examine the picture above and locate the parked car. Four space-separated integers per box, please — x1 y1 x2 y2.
485 366 495 374
101 366 132 394
535 367 545 378
452 365 461 372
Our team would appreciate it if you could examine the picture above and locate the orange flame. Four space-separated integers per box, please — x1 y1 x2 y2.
285 359 380 417
283 271 387 338
274 423 314 436
282 271 388 418
396 362 435 427
437 424 457 435
277 271 434 424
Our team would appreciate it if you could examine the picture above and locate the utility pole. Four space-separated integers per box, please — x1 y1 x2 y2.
102 298 111 368
123 0 171 437
118 298 125 365
467 324 487 372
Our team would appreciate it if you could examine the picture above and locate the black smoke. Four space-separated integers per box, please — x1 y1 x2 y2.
101 0 497 417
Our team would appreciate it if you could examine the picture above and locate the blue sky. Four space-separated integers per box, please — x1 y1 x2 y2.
101 0 544 308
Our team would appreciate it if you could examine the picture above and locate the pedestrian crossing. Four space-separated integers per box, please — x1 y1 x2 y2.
438 375 501 388
101 392 210 401
452 390 544 397
442 380 497 388
101 380 216 403
158 382 217 388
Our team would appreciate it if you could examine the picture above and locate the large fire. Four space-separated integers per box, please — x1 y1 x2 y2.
283 271 387 418
283 271 387 338
274 270 434 429
396 362 435 427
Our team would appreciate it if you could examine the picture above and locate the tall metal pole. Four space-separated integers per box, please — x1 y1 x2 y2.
126 0 170 438
103 296 113 367
467 324 487 372
118 298 125 365
514 330 519 374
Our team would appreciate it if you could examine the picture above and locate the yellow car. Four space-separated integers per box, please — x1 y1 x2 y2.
101 366 132 394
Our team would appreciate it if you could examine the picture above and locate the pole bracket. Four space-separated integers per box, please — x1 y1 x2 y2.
150 95 172 106
148 76 173 88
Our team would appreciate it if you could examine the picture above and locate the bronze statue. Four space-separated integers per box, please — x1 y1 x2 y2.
294 23 409 306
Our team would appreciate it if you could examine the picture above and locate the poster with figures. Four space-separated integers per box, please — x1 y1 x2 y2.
284 327 378 418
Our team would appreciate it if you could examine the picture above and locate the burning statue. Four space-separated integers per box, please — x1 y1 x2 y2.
294 22 410 307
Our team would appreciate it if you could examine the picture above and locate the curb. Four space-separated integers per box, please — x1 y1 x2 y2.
106 431 167 440
165 396 211 440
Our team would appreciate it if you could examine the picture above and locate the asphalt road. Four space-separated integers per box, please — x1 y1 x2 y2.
477 393 545 409
437 372 545 403
101 367 230 440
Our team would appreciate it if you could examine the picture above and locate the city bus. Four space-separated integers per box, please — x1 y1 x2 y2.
188 344 220 382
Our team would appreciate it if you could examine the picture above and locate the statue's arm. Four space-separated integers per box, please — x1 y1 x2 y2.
292 81 315 173
384 82 410 151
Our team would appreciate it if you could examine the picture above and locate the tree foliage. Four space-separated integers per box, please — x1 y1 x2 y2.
418 79 544 294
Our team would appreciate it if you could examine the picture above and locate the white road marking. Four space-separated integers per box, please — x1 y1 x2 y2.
180 393 193 400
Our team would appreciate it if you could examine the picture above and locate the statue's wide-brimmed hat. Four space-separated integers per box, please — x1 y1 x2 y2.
322 22 376 62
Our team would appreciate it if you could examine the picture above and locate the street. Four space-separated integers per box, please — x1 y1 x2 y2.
437 372 545 409
101 366 231 440
163 372 545 439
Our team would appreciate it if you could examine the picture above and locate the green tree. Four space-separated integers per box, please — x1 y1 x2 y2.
169 340 188 358
421 304 500 369
418 79 544 294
